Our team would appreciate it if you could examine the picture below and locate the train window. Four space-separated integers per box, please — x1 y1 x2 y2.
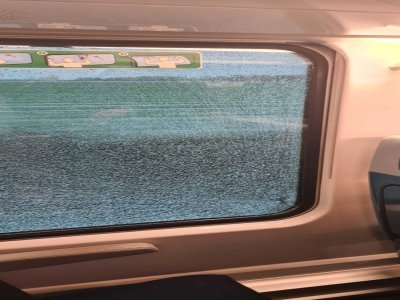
0 45 326 237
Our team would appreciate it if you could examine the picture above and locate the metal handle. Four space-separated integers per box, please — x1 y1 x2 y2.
0 242 158 271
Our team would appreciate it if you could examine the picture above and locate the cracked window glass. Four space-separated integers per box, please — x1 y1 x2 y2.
0 47 313 234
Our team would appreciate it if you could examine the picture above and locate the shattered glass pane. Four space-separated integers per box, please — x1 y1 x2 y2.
0 47 312 234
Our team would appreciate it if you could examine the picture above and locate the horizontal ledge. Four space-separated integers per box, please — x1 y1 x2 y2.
23 252 399 295
0 242 158 271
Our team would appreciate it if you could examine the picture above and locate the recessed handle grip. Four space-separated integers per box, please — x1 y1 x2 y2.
0 242 158 271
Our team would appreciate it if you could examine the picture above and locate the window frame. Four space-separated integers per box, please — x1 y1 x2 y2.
0 41 329 240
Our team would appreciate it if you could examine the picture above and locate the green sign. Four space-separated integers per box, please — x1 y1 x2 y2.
0 50 201 69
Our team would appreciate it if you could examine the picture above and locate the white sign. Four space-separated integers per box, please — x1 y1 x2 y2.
131 55 191 69
47 54 115 68
0 53 32 65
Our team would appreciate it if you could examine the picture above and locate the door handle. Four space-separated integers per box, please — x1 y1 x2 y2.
0 242 158 271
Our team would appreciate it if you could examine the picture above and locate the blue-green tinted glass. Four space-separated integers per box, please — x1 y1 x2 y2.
0 47 312 234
